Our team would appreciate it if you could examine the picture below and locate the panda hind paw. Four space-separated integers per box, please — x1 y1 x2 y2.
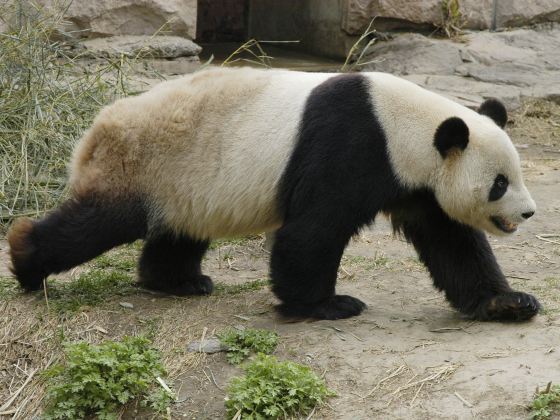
475 291 541 322
278 295 367 321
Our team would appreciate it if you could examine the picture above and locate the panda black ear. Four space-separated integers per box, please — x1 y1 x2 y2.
434 117 469 158
478 98 507 128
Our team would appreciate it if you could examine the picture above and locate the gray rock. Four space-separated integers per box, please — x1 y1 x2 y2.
404 74 523 110
38 0 197 39
364 33 462 75
497 0 560 27
343 0 560 34
187 338 228 354
78 35 202 59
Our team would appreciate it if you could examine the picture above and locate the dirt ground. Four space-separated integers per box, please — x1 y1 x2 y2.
0 100 559 419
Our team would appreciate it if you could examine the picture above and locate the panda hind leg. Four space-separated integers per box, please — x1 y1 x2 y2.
138 231 212 296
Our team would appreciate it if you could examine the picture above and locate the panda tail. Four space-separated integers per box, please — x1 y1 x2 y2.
7 194 147 291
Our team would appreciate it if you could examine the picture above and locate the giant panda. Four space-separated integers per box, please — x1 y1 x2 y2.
8 67 540 321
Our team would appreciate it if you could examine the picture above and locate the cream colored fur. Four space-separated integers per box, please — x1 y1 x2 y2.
70 67 534 240
70 67 332 239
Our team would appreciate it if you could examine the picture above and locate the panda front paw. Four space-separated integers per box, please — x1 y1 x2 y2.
140 274 214 296
278 295 367 320
475 291 541 322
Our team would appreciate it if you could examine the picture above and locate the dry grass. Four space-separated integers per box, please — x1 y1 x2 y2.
508 100 560 148
0 237 274 418
222 39 273 68
0 0 145 233
0 297 209 418
341 18 380 72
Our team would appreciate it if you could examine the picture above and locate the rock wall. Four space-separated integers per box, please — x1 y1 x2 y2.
344 0 560 34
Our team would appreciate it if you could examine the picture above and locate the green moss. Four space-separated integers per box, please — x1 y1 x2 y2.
48 269 136 313
0 276 19 299
214 279 269 296
343 254 390 270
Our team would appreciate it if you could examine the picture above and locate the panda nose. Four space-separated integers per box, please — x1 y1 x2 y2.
522 211 535 219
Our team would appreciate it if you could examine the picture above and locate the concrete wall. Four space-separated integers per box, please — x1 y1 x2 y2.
248 0 355 59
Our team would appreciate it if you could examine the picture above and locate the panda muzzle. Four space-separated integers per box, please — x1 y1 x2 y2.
490 216 518 233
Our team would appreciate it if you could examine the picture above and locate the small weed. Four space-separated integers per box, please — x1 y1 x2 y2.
214 279 269 296
531 382 560 419
218 328 279 364
225 354 334 419
439 0 466 38
43 336 174 420
48 269 136 313
142 386 176 416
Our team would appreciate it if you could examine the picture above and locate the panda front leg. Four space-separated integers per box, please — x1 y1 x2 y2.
390 198 541 322
270 218 367 320
138 231 213 296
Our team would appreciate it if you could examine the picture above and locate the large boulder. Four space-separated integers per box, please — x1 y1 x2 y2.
362 25 560 110
38 0 197 39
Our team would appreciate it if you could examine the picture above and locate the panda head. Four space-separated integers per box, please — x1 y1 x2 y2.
432 98 536 236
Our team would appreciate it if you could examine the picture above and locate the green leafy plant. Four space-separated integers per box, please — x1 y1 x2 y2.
225 354 334 419
43 336 174 419
531 383 560 419
219 328 278 365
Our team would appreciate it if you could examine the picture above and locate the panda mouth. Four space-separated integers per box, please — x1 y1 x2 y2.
490 216 518 233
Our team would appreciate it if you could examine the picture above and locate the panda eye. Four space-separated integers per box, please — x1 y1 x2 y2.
489 174 509 201
496 175 507 188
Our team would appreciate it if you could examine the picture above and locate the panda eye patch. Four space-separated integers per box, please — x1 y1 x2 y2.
489 174 508 201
